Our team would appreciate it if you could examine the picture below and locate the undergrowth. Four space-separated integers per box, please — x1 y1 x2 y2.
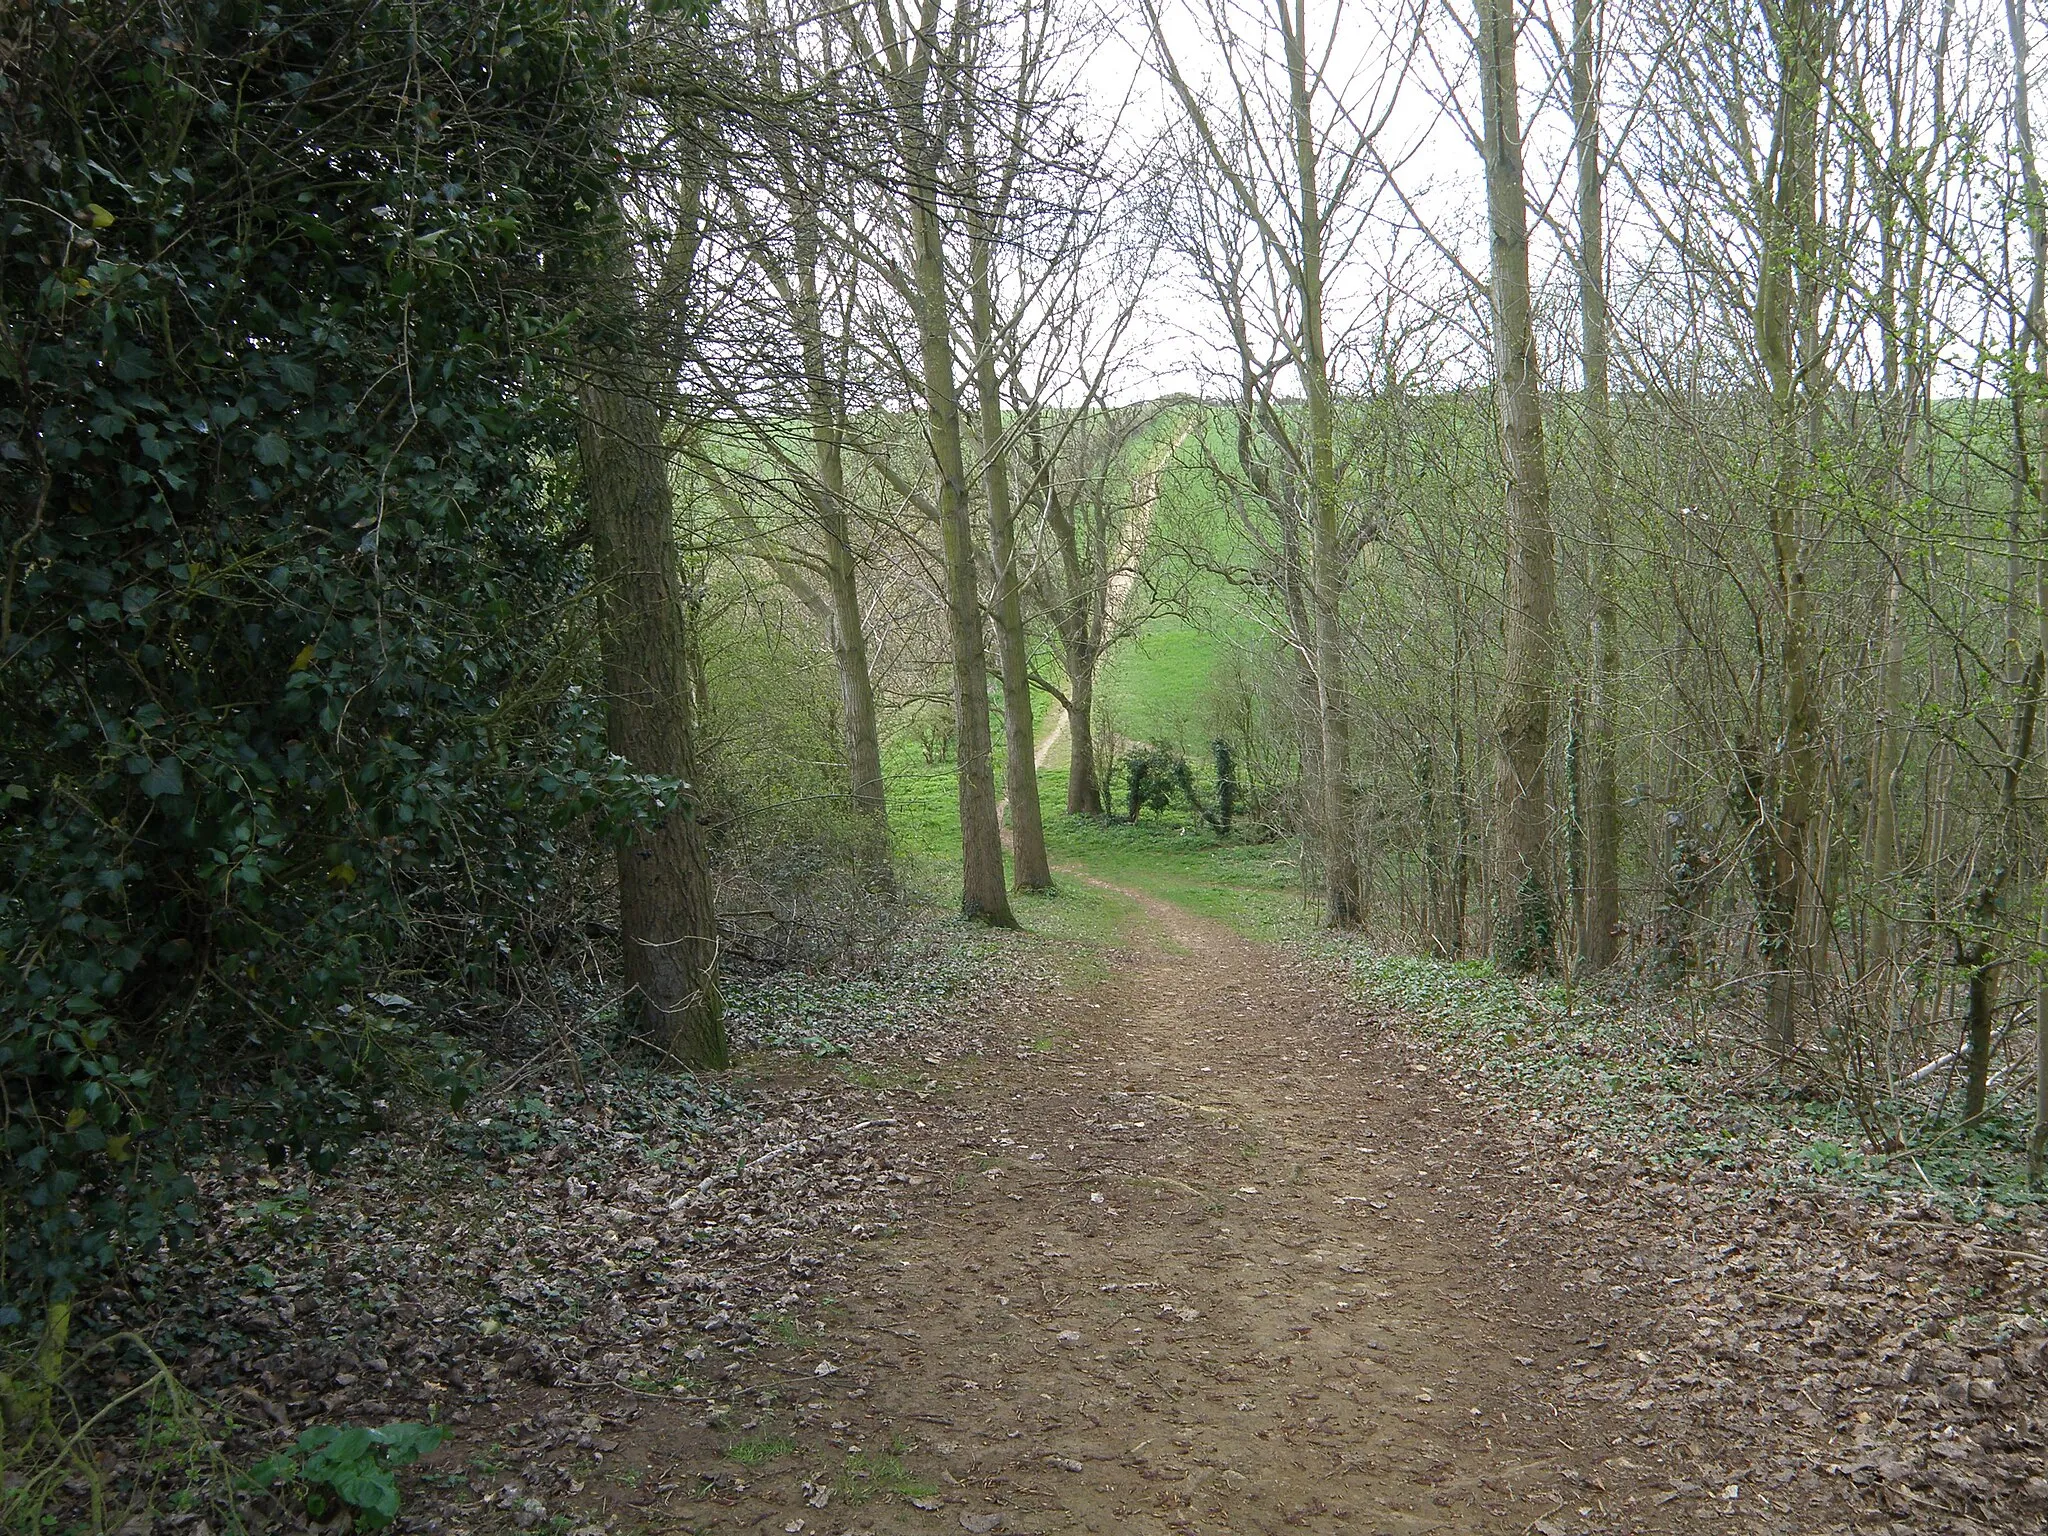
2 1325 249 1534
1344 947 2046 1215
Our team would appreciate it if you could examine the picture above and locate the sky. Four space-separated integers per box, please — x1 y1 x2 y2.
1064 0 1509 401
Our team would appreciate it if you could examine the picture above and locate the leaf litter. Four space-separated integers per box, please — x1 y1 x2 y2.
58 915 1063 1533
1345 945 2048 1533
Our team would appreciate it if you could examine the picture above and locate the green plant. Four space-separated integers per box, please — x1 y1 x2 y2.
723 1433 795 1467
838 1446 936 1504
1211 740 1238 833
758 1313 816 1348
0 0 638 1333
1125 748 1180 822
2 1330 242 1534
250 1421 444 1529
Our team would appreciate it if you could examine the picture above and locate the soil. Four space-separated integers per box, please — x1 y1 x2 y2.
551 885 1713 1535
88 867 2047 1533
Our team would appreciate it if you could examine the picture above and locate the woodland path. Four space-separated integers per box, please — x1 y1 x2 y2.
649 882 1704 1535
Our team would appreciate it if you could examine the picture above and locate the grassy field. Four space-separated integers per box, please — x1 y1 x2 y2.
1044 813 1310 941
880 402 1299 943
884 724 1308 946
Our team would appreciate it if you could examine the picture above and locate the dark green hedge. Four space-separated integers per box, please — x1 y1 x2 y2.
0 0 646 1324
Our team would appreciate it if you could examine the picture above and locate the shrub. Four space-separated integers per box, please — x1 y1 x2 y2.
0 0 635 1328
250 1421 445 1529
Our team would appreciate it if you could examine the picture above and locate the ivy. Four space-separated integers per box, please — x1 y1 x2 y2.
0 0 640 1326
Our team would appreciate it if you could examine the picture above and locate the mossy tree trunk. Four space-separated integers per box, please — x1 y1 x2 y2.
580 358 727 1069
1476 0 1558 973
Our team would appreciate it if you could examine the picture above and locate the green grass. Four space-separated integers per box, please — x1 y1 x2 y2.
1096 623 1227 751
881 741 968 868
722 1434 795 1468
883 734 1304 951
837 1446 937 1504
1043 813 1310 941
754 1313 820 1349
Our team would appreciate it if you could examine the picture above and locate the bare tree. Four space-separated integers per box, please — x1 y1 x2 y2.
1144 0 1413 927
1023 404 1175 814
1472 0 1558 971
706 4 891 819
960 0 1057 890
843 0 1020 925
1570 0 1620 970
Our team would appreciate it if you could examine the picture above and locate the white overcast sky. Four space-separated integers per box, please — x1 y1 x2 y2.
1061 0 1512 401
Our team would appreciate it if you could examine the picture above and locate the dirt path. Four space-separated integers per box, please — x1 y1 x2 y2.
641 885 1696 1535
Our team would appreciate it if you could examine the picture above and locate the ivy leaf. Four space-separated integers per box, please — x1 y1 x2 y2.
253 431 290 466
140 757 184 798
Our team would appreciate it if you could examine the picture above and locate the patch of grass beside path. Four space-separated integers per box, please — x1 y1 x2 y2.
723 1433 795 1468
1341 946 2048 1215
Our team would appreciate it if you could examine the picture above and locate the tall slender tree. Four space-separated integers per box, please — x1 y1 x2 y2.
1474 0 1558 972
856 0 1018 925
961 3 1053 890
1143 0 1411 927
1571 0 1620 971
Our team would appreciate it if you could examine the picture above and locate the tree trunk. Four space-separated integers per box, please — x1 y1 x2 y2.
2005 0 2048 1182
1867 562 1905 966
865 0 1015 927
2035 880 2048 1182
1755 0 1830 1050
1066 667 1101 815
1281 0 1361 928
968 226 1051 891
1452 657 1472 957
911 206 1014 925
821 523 886 819
580 363 727 1069
1476 0 1558 973
1572 0 1620 971
1962 653 2042 1120
1565 688 1585 966
794 201 887 821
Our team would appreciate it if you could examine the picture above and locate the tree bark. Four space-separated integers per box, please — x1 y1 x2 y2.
872 0 1016 927
1150 0 1364 927
1280 0 1361 928
1040 472 1104 816
1962 652 2042 1120
1475 0 1557 973
1867 562 1905 965
579 362 728 1069
2005 0 2048 1182
1572 0 1620 971
920 234 1016 925
821 523 887 819
968 221 1052 890
1066 667 1101 815
794 206 888 820
1755 0 1830 1050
